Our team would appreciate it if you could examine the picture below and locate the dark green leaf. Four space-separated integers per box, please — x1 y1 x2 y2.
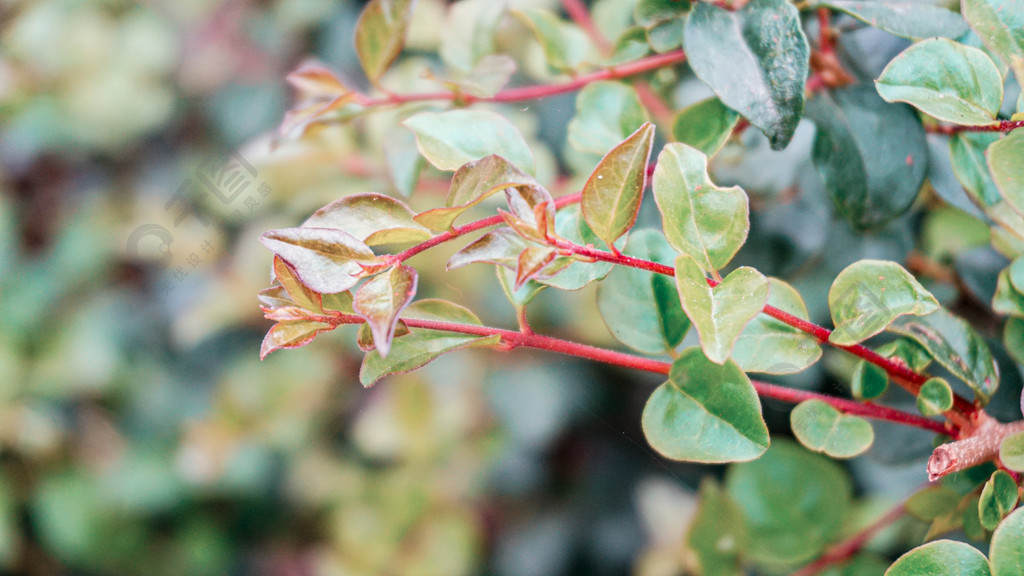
353 266 418 358
828 260 939 345
732 278 822 374
537 206 617 290
876 338 933 372
884 540 991 576
259 227 380 294
354 0 415 84
581 122 655 250
918 377 954 416
635 0 689 52
990 506 1024 576
791 399 874 459
851 360 890 400
979 470 1018 530
685 480 745 576
809 0 967 39
1005 317 1024 364
671 97 740 158
568 81 650 155
302 193 432 246
403 110 536 173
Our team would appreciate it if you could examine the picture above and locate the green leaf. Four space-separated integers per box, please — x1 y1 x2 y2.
906 485 962 520
641 348 769 463
496 265 546 307
671 97 740 158
876 338 933 372
354 0 414 84
918 377 954 416
1000 430 1024 471
727 439 852 567
302 193 432 246
806 85 928 230
512 8 591 73
403 110 536 173
675 255 770 364
581 122 655 250
653 143 749 272
950 132 1024 238
272 256 322 312
1005 317 1024 364
993 268 1024 316
439 0 504 72
635 0 688 52
988 129 1024 217
851 360 889 400
733 278 822 374
979 470 1019 530
809 0 967 39
259 227 379 294
888 309 1000 403
962 0 1024 85
353 266 418 358
683 0 809 149
568 81 650 155
876 39 1003 126
791 399 875 459
597 229 690 354
990 506 1024 576
884 540 991 576
686 480 746 576
828 260 939 345
538 206 617 290
360 299 501 386
416 155 539 231
1010 257 1024 293
260 320 334 360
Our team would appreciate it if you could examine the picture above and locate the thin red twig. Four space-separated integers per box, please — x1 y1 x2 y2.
790 499 908 576
928 120 1024 135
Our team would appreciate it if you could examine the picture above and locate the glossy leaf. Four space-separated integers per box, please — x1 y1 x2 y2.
671 97 740 158
416 155 538 231
581 122 655 250
889 309 1000 403
685 480 745 576
260 320 333 360
884 540 991 576
876 39 1003 126
962 0 1024 85
512 8 590 73
989 130 1024 217
732 278 822 374
791 399 874 459
851 361 889 400
568 81 650 155
990 506 1024 576
353 266 418 358
403 110 535 173
272 256 321 312
641 348 769 463
1000 430 1024 472
917 377 954 416
828 260 939 345
809 0 967 39
654 143 749 272
597 230 689 354
978 470 1018 530
302 193 432 246
950 132 1024 238
259 227 379 294
675 255 769 364
360 299 501 386
354 0 414 84
683 0 809 149
806 85 928 230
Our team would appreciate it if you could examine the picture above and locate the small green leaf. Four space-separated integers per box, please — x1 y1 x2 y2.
851 361 889 400
416 155 538 231
962 0 1024 85
654 143 749 272
732 278 822 374
675 255 769 364
828 260 939 345
537 206 617 291
684 0 809 149
791 399 875 459
988 129 1024 217
1010 257 1024 293
360 299 501 386
512 8 591 73
635 0 688 52
671 97 740 158
260 320 333 360
876 338 933 372
353 266 418 358
1005 317 1024 364
496 265 546 307
889 309 1000 403
918 377 954 416
885 540 991 576
993 268 1024 316
403 110 536 173
990 506 1024 576
272 256 322 312
979 470 1019 531
876 39 1003 126
259 227 379 294
568 81 650 155
597 229 689 354
354 0 415 84
641 348 770 463
686 480 746 576
809 0 967 39
1000 430 1024 472
581 122 655 250
302 193 432 246
950 132 1024 238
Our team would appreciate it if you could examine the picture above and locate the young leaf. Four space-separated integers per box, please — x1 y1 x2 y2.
641 348 770 463
352 265 418 358
876 338 933 372
447 228 530 271
671 97 740 158
851 361 889 400
354 0 415 84
597 229 689 354
501 184 555 243
978 470 1018 531
512 8 591 73
568 81 650 155
999 431 1024 472
884 540 991 576
990 507 1024 576
790 399 874 459
675 255 770 364
259 228 379 294
536 206 617 291
495 265 546 307
988 129 1024 217
272 256 322 312
403 110 536 173
806 85 928 230
653 143 749 273
514 246 557 289
962 0 1024 85
416 155 539 231
260 320 334 360
876 39 1003 126
888 309 1000 403
993 268 1024 316
685 480 746 576
581 122 655 251
810 0 967 39
732 278 822 374
917 377 954 416
359 299 501 386
950 132 1024 238
683 0 809 149
302 193 432 246
828 260 939 346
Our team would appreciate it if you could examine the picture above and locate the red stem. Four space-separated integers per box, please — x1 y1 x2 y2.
928 120 1024 135
790 499 908 576
561 0 613 55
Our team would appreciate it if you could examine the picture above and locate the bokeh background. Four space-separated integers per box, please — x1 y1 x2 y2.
1 0 1022 575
